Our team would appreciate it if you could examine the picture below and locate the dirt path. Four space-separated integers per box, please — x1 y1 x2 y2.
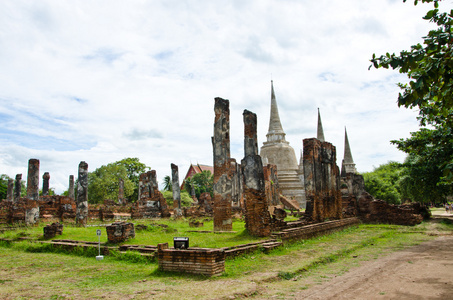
291 217 453 300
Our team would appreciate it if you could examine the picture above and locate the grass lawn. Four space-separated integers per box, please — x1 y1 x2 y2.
0 212 452 299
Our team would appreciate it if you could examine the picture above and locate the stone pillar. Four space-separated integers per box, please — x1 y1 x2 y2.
14 174 22 202
241 110 272 236
42 172 50 196
118 178 124 205
171 163 181 209
76 161 89 226
68 175 75 200
212 97 233 231
6 179 14 201
27 159 40 201
303 138 342 222
25 158 40 225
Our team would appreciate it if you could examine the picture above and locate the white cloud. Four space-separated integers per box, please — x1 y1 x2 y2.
0 0 444 194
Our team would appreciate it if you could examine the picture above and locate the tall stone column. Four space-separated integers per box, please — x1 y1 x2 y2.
14 174 22 202
171 163 181 209
6 179 14 201
241 110 272 236
118 178 124 205
76 161 89 226
25 158 40 225
42 172 50 196
303 138 342 222
68 175 75 200
212 97 233 231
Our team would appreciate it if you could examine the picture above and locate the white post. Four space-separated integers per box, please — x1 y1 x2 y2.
96 229 104 260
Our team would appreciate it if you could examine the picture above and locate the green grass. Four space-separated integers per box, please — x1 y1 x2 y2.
0 216 452 299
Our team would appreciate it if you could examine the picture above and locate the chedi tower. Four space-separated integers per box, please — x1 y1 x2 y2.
260 81 306 207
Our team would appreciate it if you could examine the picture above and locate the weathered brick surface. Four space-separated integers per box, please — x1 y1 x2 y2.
76 161 89 226
25 159 40 225
134 170 170 218
157 243 225 276
171 163 181 209
43 222 63 239
241 110 273 237
213 98 233 231
263 164 279 206
42 172 50 196
106 221 135 243
14 174 22 203
272 217 359 241
358 193 423 226
68 175 75 200
303 138 342 222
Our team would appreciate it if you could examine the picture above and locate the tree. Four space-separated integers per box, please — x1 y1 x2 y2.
162 190 193 207
184 170 213 199
0 174 11 200
113 158 150 202
362 162 404 204
162 175 172 192
88 163 135 204
370 0 453 183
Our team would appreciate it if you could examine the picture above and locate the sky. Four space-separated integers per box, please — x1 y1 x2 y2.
0 0 448 195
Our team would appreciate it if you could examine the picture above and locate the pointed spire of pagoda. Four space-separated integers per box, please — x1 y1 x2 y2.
317 108 325 142
265 80 286 144
343 127 354 164
341 127 357 175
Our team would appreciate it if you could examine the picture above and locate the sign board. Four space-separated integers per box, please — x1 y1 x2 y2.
96 229 102 236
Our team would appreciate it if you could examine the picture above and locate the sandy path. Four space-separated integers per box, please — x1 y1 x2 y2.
292 219 453 299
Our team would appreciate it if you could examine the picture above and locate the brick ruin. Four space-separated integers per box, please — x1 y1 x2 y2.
171 163 183 218
106 221 135 243
303 138 342 222
212 97 234 231
76 161 89 226
241 109 273 237
133 170 170 218
25 159 40 225
42 172 50 196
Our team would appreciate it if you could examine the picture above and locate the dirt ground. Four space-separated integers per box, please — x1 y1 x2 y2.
290 213 453 300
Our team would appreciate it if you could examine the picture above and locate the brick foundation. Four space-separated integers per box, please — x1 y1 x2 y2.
157 243 225 276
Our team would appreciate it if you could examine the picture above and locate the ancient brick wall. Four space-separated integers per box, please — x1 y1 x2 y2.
212 98 233 231
303 138 342 222
358 193 423 226
263 164 279 206
272 217 359 241
25 159 40 225
76 161 89 226
135 170 170 218
241 110 272 237
106 222 135 243
157 243 225 276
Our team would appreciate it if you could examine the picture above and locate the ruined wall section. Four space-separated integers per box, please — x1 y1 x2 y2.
303 138 342 222
25 159 40 225
134 170 170 218
241 110 272 237
76 161 89 226
212 97 233 231
263 164 279 206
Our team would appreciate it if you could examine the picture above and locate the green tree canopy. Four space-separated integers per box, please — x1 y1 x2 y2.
88 163 135 204
371 0 453 185
184 170 213 199
362 162 404 204
0 174 11 200
113 158 150 201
